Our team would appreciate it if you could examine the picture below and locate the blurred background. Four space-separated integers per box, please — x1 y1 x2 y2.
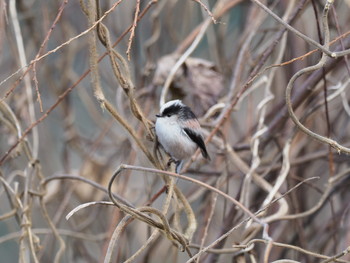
1 0 350 262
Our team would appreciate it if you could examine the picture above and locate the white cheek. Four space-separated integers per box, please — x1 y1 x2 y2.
155 117 179 142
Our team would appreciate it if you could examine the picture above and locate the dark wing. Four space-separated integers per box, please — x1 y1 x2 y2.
183 128 210 160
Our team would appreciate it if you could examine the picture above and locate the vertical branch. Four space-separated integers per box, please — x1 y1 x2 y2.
311 0 335 177
32 0 69 113
87 0 105 106
9 0 38 159
126 0 140 61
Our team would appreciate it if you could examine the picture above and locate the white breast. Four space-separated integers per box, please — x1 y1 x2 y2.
155 117 197 161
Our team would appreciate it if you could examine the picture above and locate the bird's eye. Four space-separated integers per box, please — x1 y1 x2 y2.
166 114 171 117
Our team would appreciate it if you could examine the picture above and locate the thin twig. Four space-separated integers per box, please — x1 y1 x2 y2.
0 0 158 165
285 1 350 155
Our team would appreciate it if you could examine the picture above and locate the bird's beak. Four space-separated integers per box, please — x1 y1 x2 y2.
156 114 161 118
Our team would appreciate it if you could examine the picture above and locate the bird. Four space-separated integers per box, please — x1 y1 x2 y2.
155 99 210 173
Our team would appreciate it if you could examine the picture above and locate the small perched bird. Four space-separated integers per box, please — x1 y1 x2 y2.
155 100 210 173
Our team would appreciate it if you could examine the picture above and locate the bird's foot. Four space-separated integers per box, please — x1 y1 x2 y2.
167 157 176 168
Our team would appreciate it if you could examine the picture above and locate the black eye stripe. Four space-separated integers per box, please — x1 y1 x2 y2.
162 104 182 117
161 103 197 120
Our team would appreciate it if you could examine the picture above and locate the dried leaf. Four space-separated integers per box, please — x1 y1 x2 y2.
153 54 224 115
183 57 224 115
